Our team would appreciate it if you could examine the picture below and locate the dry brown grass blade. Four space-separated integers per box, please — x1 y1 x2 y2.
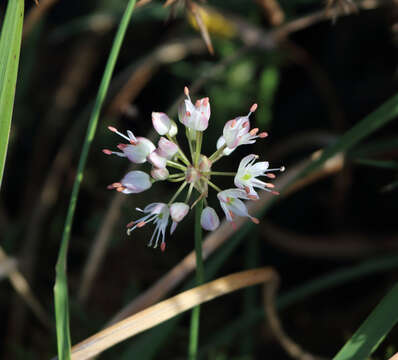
23 0 59 39
71 268 275 360
262 273 327 360
135 0 153 8
255 0 285 26
164 0 179 7
187 1 214 54
108 151 342 324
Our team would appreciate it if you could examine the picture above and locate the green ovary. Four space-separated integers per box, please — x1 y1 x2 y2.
242 173 252 181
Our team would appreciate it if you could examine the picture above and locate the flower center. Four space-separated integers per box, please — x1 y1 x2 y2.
242 173 252 180
186 166 201 183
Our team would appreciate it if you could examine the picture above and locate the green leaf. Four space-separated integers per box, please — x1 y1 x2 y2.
333 283 398 360
0 0 24 188
297 93 398 181
54 1 137 359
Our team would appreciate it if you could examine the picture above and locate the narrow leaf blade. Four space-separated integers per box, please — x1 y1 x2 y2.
0 0 24 188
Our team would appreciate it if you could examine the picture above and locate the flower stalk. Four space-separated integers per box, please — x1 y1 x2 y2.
188 198 204 360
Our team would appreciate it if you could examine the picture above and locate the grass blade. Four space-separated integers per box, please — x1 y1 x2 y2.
0 0 24 188
296 93 398 182
71 268 276 359
54 1 137 359
333 283 398 360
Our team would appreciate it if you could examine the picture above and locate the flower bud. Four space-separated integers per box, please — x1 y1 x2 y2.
147 150 167 169
151 167 169 181
170 202 189 234
119 171 152 194
157 137 178 159
122 137 156 164
201 206 220 231
178 95 210 131
152 112 171 135
168 119 178 137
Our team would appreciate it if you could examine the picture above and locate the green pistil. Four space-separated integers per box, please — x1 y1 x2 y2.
242 173 252 180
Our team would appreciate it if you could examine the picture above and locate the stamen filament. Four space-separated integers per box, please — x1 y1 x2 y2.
166 160 187 171
168 181 188 205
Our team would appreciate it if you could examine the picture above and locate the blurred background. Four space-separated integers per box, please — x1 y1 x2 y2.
1 0 398 359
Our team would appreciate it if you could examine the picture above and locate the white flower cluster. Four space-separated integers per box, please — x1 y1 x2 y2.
103 87 284 251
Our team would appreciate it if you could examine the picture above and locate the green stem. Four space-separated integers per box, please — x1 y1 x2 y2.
168 181 188 205
208 144 227 162
166 160 186 171
194 131 203 167
168 172 186 179
167 134 191 166
185 182 195 203
186 128 195 163
54 2 137 359
204 171 236 176
188 199 204 360
202 177 223 192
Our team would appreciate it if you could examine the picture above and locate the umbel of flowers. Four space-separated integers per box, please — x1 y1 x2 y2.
103 87 285 251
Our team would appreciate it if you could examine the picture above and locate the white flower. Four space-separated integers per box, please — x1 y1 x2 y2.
104 126 155 164
108 170 152 194
178 87 210 131
234 154 283 199
127 203 170 251
170 202 189 234
217 189 259 224
200 206 220 231
216 136 235 156
219 104 267 153
151 167 169 181
152 112 171 135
